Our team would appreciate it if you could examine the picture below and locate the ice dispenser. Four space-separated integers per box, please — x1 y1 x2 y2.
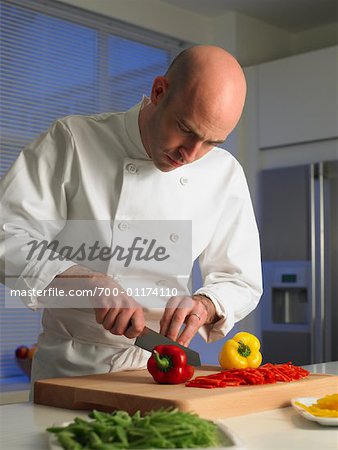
261 261 312 365
272 287 308 324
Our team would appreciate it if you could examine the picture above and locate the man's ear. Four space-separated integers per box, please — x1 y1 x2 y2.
150 76 169 105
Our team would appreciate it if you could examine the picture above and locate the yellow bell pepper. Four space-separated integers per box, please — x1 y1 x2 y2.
219 332 262 370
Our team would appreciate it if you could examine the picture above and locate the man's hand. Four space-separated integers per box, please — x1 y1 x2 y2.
52 265 145 338
160 294 218 347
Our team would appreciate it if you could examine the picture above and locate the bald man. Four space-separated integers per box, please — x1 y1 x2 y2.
0 46 262 384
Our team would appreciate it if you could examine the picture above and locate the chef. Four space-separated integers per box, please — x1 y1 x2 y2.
0 45 262 386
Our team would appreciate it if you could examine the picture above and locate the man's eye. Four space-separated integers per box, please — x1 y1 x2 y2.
178 123 190 133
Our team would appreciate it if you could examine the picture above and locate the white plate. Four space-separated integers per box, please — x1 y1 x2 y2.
291 397 338 426
48 420 245 449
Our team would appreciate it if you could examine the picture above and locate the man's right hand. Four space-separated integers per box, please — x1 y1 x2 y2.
52 265 145 339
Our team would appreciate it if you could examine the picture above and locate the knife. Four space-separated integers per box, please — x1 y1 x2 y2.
135 326 201 366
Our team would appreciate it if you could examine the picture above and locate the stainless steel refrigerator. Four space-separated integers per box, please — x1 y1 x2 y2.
259 160 338 365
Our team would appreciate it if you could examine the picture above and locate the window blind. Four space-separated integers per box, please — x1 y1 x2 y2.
0 0 184 378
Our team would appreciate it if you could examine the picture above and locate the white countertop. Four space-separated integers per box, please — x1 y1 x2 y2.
0 362 337 450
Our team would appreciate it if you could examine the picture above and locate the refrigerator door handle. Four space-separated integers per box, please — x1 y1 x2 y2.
318 162 326 363
310 163 316 364
310 162 328 364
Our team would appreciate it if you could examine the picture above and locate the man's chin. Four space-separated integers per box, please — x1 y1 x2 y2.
156 164 177 173
153 157 180 172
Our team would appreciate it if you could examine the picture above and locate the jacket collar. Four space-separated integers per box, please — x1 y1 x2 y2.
124 97 152 161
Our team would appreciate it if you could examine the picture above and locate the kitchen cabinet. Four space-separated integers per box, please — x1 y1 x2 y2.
258 46 338 149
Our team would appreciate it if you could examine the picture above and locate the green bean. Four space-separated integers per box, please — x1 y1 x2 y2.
115 425 128 446
89 410 106 422
57 431 83 450
64 424 90 437
88 431 103 448
47 426 69 433
47 407 221 449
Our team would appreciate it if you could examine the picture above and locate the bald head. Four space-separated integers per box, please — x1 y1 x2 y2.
165 45 247 134
139 45 247 171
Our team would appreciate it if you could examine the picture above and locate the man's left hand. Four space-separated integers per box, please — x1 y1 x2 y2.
159 294 217 347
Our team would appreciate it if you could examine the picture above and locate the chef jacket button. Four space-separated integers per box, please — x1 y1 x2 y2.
125 163 138 174
169 233 179 243
118 221 129 231
180 176 188 185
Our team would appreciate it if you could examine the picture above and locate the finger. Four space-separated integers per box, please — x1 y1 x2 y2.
177 314 201 346
160 296 192 335
110 307 142 336
101 308 119 330
165 308 189 341
124 309 145 339
94 307 109 324
160 296 179 335
160 307 175 336
178 302 208 345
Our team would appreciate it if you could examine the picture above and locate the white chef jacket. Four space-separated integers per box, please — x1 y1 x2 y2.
0 99 262 385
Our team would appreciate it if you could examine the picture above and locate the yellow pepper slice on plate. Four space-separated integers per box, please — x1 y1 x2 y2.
296 394 338 417
219 332 262 370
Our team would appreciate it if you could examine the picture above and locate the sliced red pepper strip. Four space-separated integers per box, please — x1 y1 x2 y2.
185 382 217 389
185 362 309 388
220 380 242 386
191 377 223 386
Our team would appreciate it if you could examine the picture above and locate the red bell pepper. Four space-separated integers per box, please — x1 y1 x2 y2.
147 345 194 384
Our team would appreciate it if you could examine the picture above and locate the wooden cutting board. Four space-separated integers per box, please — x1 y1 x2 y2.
34 366 338 419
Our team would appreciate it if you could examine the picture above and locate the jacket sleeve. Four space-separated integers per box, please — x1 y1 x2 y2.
0 120 77 309
194 164 262 342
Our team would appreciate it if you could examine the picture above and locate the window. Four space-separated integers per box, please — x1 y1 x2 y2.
0 0 183 378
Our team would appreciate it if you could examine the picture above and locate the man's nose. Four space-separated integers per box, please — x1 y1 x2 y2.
179 139 202 163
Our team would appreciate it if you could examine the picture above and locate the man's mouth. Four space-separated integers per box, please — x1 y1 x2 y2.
166 155 184 168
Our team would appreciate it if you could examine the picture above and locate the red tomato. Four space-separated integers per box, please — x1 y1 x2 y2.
15 346 29 359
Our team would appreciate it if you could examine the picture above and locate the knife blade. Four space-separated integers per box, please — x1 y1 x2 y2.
135 326 201 366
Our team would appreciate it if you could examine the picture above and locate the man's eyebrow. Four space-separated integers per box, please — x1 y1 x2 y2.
180 119 225 145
